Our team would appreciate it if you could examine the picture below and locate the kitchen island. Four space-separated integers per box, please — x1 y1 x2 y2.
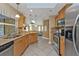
0 32 38 56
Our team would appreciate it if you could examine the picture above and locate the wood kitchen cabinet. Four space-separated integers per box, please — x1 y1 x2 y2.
29 33 38 44
60 36 65 56
18 16 25 28
13 32 38 56
13 34 29 56
55 4 72 27
18 15 25 33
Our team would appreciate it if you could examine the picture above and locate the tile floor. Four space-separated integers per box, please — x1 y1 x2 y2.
22 36 58 56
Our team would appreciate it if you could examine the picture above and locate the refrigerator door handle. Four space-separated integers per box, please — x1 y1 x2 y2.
73 15 79 55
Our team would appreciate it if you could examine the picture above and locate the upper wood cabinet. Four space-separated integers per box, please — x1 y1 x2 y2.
18 15 25 27
13 34 29 56
55 4 72 20
55 4 72 27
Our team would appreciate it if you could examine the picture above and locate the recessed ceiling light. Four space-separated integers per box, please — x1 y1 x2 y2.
15 14 20 18
31 20 35 24
30 9 32 12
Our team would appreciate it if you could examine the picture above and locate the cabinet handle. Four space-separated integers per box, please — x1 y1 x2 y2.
73 14 79 55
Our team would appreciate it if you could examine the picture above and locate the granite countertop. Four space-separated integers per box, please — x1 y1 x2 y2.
0 31 37 46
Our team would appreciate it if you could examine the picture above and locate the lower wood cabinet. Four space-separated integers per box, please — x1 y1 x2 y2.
13 33 37 56
13 35 29 56
29 33 38 44
60 36 65 56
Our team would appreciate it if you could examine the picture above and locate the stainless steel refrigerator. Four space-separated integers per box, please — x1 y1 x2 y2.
65 3 79 56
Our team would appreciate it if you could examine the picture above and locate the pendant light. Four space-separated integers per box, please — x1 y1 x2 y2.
15 3 20 18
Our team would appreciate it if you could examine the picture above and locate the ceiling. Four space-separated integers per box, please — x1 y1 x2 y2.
9 3 65 25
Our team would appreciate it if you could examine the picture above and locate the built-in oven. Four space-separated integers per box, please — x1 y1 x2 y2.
52 28 64 55
52 28 60 55
53 34 60 54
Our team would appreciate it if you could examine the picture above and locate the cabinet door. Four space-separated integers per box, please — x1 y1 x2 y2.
25 35 29 46
18 16 25 27
60 36 65 56
4 25 15 35
29 33 37 44
14 38 24 56
0 25 4 37
13 35 29 56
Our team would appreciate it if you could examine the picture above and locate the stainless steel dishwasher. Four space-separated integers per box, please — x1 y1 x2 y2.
0 41 13 56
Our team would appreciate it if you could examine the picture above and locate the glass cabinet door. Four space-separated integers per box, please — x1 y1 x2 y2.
5 17 15 24
0 15 5 37
0 25 4 37
0 14 16 37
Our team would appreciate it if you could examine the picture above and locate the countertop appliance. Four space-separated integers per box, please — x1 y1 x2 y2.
65 4 79 56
